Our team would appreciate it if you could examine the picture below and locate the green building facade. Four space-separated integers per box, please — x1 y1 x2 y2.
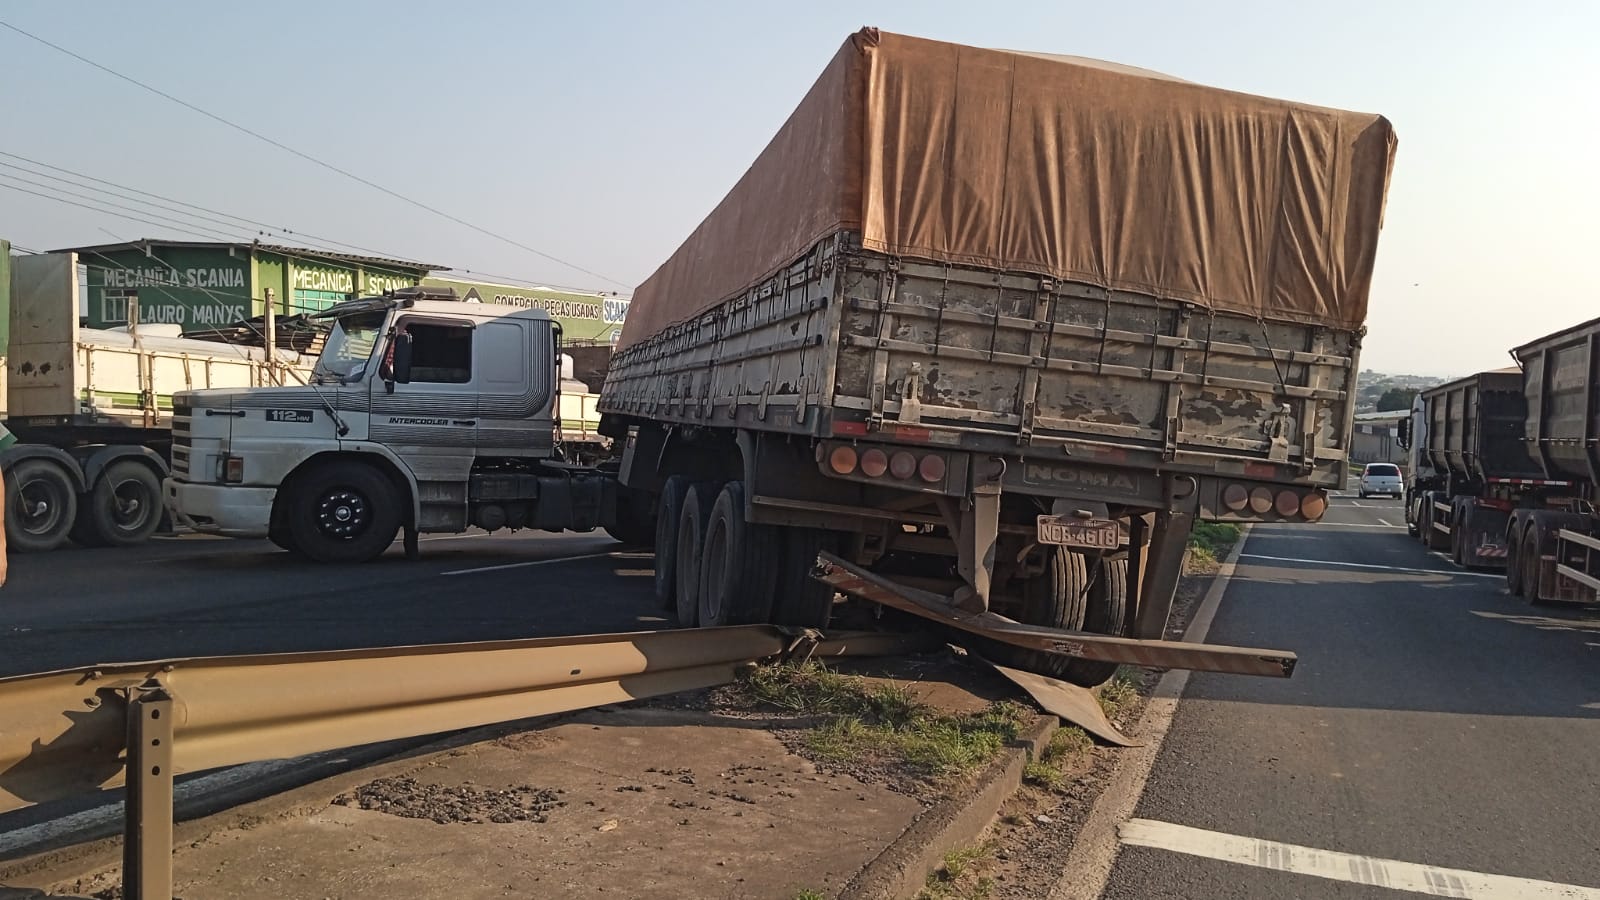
58 239 628 341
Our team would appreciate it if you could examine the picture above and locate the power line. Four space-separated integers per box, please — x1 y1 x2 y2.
0 179 245 243
0 18 633 290
0 149 628 296
0 171 259 243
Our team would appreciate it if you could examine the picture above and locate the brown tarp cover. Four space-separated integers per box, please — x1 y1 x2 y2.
620 28 1396 349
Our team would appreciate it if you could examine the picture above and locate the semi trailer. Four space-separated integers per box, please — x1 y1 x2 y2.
162 29 1396 684
1400 369 1553 567
1402 317 1600 604
2 249 315 552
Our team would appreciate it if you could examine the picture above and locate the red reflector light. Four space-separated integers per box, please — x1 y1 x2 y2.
890 451 917 480
1249 486 1273 515
1275 490 1299 517
829 445 858 475
918 454 946 483
1222 484 1250 512
861 448 889 477
1300 491 1328 521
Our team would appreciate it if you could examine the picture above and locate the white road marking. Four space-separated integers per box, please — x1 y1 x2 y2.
1118 818 1600 899
1048 528 1253 900
1240 553 1501 579
440 551 622 576
1377 517 1395 527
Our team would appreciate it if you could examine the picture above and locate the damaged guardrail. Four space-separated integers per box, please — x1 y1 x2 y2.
0 626 917 899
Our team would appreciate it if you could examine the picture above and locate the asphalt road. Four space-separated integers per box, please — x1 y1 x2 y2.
1101 495 1600 898
0 529 664 678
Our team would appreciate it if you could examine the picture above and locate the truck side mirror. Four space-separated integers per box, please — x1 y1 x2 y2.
390 332 414 386
1396 417 1411 450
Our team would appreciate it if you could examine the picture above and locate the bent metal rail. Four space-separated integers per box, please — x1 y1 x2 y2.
0 626 919 899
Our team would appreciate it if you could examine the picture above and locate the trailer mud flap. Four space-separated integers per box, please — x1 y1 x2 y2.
814 552 1297 679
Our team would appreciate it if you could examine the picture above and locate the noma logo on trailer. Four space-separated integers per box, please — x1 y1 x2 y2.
1022 463 1140 494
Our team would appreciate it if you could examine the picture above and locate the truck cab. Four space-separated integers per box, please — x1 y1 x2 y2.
164 288 628 562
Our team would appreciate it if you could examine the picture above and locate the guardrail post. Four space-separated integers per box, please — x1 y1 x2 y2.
124 682 175 900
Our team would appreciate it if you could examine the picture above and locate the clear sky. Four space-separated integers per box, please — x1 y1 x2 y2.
1 1 1594 377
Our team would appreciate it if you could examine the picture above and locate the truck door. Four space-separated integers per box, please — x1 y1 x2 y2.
372 316 479 489
472 318 554 457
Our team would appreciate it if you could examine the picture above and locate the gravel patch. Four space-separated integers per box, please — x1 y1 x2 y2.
332 776 565 825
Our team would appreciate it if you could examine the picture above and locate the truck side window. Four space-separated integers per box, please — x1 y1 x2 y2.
405 323 473 384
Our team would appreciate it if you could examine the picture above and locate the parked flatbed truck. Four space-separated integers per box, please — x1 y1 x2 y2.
3 248 314 552
163 29 1397 684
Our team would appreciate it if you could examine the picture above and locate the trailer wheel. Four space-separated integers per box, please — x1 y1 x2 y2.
1520 527 1546 606
5 459 79 553
698 481 781 627
1060 557 1130 688
285 461 401 563
653 476 691 610
673 483 714 627
1505 522 1524 597
80 461 163 547
604 486 656 547
770 527 837 629
981 546 1094 684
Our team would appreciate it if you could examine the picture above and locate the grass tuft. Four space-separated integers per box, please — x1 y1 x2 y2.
735 663 1029 781
1096 670 1140 719
1187 521 1243 573
917 843 997 899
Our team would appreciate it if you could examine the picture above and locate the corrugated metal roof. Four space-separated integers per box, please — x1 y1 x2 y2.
49 238 446 273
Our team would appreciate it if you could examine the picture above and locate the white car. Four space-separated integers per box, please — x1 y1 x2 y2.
1358 462 1404 498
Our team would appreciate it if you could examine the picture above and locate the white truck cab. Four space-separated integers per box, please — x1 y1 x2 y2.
164 288 642 562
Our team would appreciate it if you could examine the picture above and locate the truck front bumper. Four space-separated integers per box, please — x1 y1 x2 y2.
163 478 275 538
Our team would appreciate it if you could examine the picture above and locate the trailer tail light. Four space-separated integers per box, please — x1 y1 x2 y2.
1300 491 1328 521
1222 484 1250 512
1274 490 1299 517
1249 486 1274 515
860 448 889 478
828 445 858 475
918 453 947 483
890 451 917 480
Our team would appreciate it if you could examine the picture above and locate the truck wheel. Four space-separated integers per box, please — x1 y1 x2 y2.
653 476 691 610
981 546 1093 683
1060 557 1130 688
604 486 656 547
1405 496 1420 537
1451 502 1468 566
5 459 79 553
285 462 401 563
1505 523 1524 596
83 461 164 547
673 483 714 627
1521 527 1546 606
697 481 780 627
770 527 837 629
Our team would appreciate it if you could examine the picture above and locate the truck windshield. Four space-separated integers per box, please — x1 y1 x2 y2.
314 311 386 383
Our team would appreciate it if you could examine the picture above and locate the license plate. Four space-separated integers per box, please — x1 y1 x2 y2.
1036 515 1121 550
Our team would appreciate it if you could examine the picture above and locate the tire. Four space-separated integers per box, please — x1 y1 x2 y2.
981 546 1093 682
268 524 302 556
1521 526 1545 606
1060 557 1130 688
770 527 837 628
697 481 781 627
653 476 691 610
604 486 656 546
1451 502 1467 566
1359 490 1368 499
1405 495 1420 537
1505 522 1524 597
82 461 163 547
5 459 79 553
285 461 402 563
673 483 714 627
